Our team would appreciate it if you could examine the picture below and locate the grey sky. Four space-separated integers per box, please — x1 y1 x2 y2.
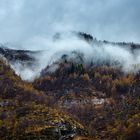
0 0 140 43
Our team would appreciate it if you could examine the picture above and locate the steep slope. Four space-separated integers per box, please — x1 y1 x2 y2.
1 32 140 139
0 58 87 140
33 60 140 140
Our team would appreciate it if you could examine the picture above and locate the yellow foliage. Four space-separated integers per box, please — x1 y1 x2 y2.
83 73 90 81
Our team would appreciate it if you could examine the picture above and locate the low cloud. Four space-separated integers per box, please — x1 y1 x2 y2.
9 33 140 81
0 0 140 81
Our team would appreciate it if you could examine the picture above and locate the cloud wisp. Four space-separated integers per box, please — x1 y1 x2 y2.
9 33 140 81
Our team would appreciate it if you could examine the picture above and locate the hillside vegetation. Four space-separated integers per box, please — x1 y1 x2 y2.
1 33 140 139
0 58 86 140
33 60 140 140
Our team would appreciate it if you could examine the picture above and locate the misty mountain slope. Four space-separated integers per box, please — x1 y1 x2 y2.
1 52 140 139
31 37 140 139
1 0 140 139
0 56 89 140
0 46 37 62
0 46 43 81
33 60 140 140
1 32 140 81
1 33 140 139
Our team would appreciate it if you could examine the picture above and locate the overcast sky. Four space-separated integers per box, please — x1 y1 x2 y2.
0 0 140 44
